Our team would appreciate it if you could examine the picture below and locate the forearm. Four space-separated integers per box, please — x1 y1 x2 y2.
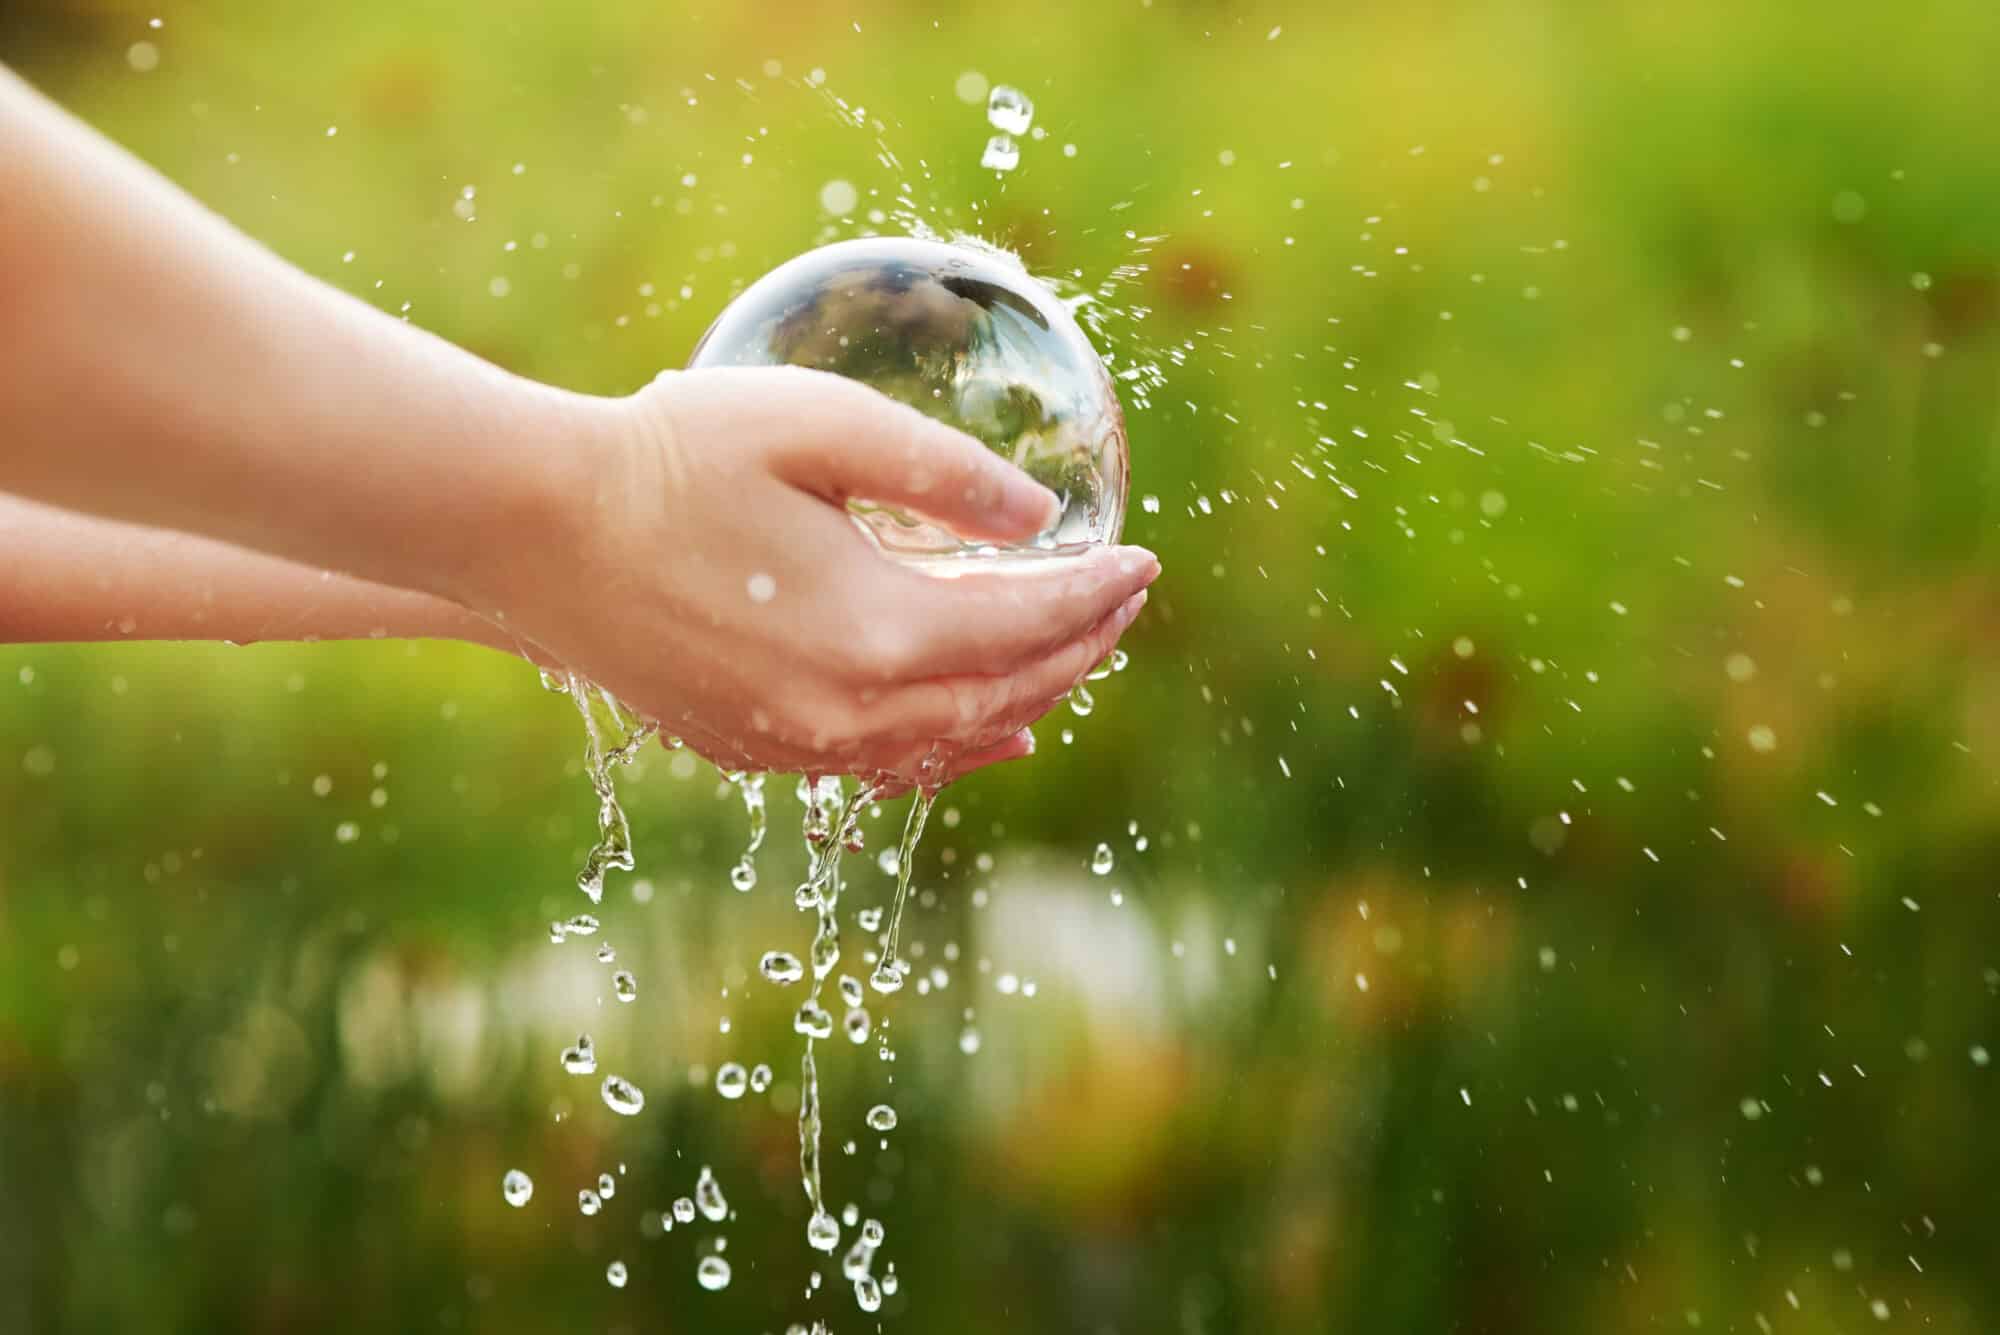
0 66 622 607
0 493 530 653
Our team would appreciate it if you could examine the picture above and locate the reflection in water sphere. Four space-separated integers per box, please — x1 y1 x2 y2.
688 237 1128 558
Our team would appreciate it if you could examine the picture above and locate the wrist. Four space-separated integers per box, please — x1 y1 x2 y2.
428 378 648 624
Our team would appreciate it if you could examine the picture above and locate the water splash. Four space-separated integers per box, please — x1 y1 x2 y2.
566 673 655 905
792 777 876 1253
868 789 937 994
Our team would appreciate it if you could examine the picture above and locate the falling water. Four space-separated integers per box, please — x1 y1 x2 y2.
867 788 937 995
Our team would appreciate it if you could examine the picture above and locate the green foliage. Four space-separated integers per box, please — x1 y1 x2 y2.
3 2 1998 1332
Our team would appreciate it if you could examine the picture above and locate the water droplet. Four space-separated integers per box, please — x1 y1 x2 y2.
1068 683 1095 716
843 1008 872 1043
882 1270 900 1296
579 1189 602 1216
606 1260 627 1288
611 970 638 1002
1090 843 1115 875
598 1172 615 1198
696 1256 732 1291
866 1104 898 1132
862 1218 885 1246
760 951 805 984
601 1074 645 1116
564 914 599 936
595 943 616 963
868 962 905 994
672 1197 696 1224
501 1169 534 1207
547 920 567 944
980 134 1020 173
986 84 1034 135
560 1035 597 1075
715 1063 748 1100
856 907 883 932
958 1026 982 1055
855 1274 883 1312
749 1063 772 1092
807 1209 841 1252
696 1165 729 1221
730 859 757 892
838 975 865 1008
794 1002 834 1039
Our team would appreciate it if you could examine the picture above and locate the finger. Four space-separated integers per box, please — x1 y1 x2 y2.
872 729 1036 798
848 589 1148 754
771 371 1061 542
867 544 1158 681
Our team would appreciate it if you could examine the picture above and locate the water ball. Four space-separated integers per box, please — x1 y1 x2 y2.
688 236 1128 557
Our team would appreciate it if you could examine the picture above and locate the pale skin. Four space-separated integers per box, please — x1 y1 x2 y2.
0 68 1158 784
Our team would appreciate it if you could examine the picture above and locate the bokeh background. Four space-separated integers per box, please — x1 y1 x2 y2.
4 1 2000 1332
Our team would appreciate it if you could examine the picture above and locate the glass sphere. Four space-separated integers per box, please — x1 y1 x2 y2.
688 236 1128 558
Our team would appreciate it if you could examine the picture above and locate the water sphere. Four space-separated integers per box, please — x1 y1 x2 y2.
688 236 1128 559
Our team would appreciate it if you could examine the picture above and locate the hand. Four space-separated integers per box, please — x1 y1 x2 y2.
476 366 1158 784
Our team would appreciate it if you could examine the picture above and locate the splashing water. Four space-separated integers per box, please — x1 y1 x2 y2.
695 1165 729 1222
564 673 655 905
868 788 937 995
724 770 767 891
600 1074 645 1116
559 1034 596 1075
790 777 876 1253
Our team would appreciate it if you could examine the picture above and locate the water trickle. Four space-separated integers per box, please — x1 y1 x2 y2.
696 1165 729 1222
724 770 767 892
715 1063 748 1100
566 674 654 904
579 1188 602 1216
986 84 1034 135
560 1034 597 1075
866 1104 898 1132
794 1001 835 1039
761 950 805 985
790 778 878 1249
806 1208 841 1253
611 970 638 1003
696 1256 733 1291
869 789 936 994
501 1169 534 1207
606 1260 627 1289
601 1074 646 1116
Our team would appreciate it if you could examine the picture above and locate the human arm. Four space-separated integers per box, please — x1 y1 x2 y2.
0 68 1157 780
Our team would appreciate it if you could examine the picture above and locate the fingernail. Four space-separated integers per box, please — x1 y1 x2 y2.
1119 589 1149 628
1020 727 1037 756
1115 546 1161 580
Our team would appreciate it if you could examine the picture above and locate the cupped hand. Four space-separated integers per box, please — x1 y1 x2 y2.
483 366 1157 785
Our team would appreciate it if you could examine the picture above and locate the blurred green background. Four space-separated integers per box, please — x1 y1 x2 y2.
4 1 1999 1332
